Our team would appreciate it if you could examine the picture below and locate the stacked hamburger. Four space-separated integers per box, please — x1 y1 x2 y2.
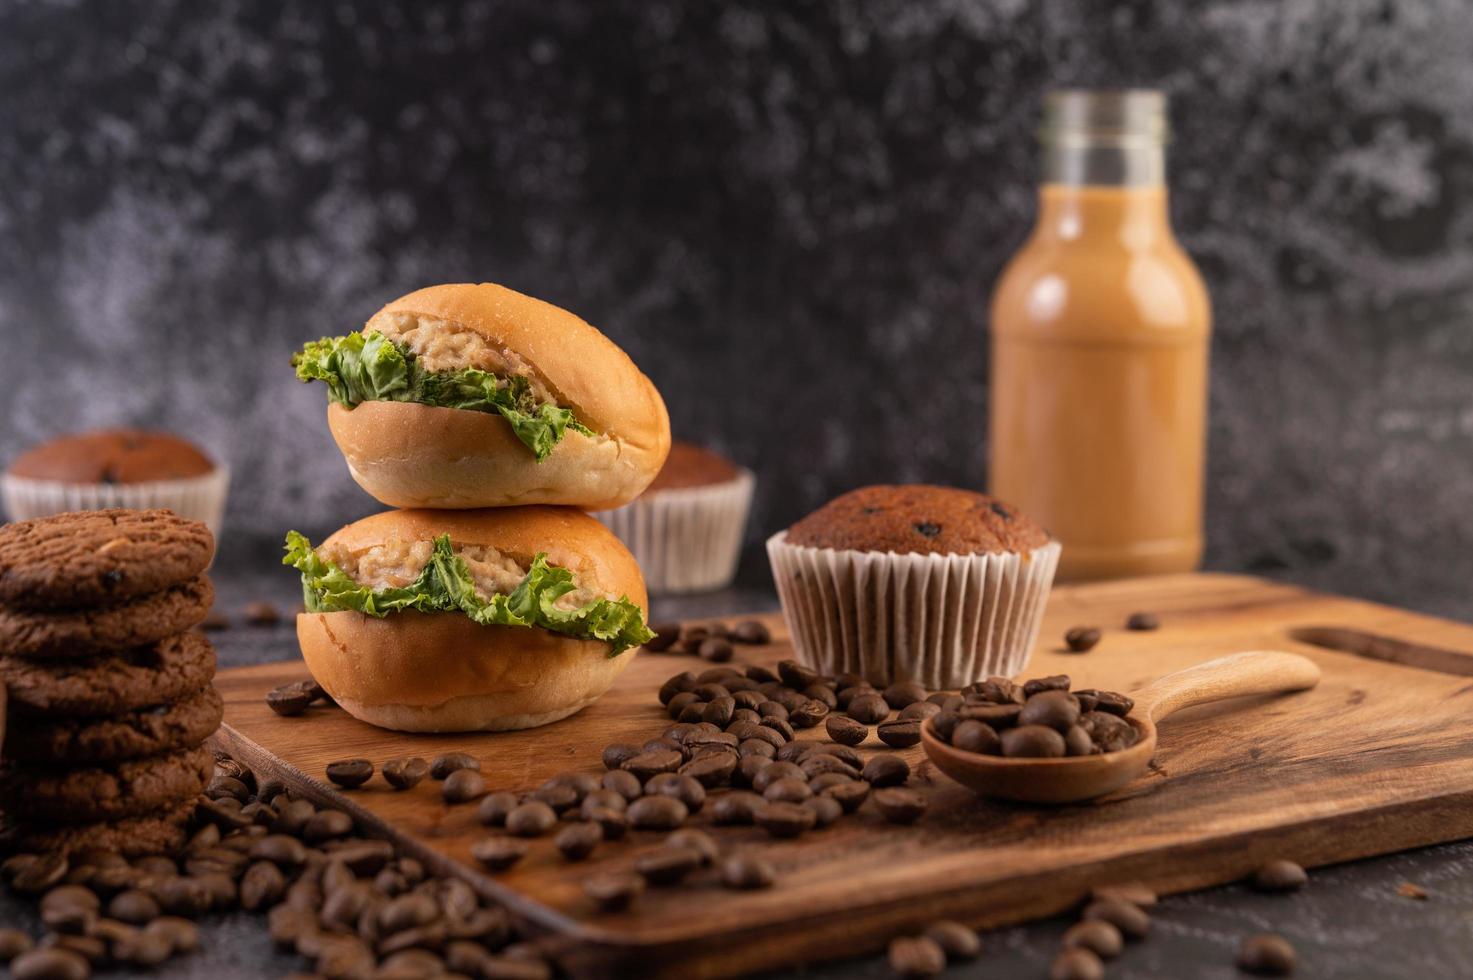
0 509 222 855
286 283 670 731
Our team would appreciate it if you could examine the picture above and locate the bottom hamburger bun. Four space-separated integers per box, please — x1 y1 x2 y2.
297 610 636 732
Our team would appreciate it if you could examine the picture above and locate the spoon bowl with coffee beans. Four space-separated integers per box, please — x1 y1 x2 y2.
922 651 1321 804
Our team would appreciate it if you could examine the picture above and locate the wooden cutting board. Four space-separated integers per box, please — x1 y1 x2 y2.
211 572 1473 978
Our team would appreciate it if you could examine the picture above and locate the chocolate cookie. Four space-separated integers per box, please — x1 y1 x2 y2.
0 575 214 658
0 632 216 714
0 744 212 821
5 687 223 764
0 799 194 857
0 508 214 609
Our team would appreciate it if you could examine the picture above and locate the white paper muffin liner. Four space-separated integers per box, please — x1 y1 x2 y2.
766 531 1061 689
595 469 755 595
1 467 231 540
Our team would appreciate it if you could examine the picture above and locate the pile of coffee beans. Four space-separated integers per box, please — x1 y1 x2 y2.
643 619 771 662
0 752 552 980
928 674 1139 758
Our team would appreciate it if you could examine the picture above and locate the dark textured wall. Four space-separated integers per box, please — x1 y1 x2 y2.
2 1 1471 615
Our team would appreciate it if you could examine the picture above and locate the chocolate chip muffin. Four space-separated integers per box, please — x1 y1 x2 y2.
768 484 1061 688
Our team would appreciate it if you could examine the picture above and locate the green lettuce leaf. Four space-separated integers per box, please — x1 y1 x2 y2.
283 531 653 656
291 332 592 461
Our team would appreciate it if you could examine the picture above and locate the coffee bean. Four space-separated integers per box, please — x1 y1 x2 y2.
698 637 734 662
751 761 805 793
888 935 946 977
583 872 644 911
900 700 941 722
144 916 198 955
666 828 720 865
471 838 528 872
1082 898 1150 939
1001 724 1068 758
846 693 891 724
680 753 737 788
601 769 644 801
877 719 923 748
789 699 830 728
824 715 868 746
207 775 250 802
1126 611 1160 631
712 791 766 825
333 838 393 876
666 692 700 720
802 753 861 782
755 801 816 838
443 768 487 804
622 749 684 782
379 892 438 934
238 862 285 911
646 773 706 812
861 754 910 787
1239 934 1298 975
1050 947 1105 980
249 834 308 866
1019 690 1081 733
1089 881 1158 907
107 888 160 925
646 622 683 652
40 885 99 935
1078 690 1134 717
763 777 813 803
777 659 820 690
923 919 981 960
802 794 843 828
1252 859 1308 893
1064 725 1094 756
720 854 775 890
382 757 429 790
429 753 480 779
265 684 315 717
728 620 768 644
0 929 32 963
1062 919 1123 959
1022 674 1071 697
701 696 736 726
691 682 730 702
760 716 796 743
598 744 638 774
506 802 558 837
1064 626 1102 652
882 682 928 709
627 795 689 831
271 798 314 835
325 759 374 788
470 792 517 827
39 934 105 967
950 719 1001 755
634 846 704 886
959 703 1022 730
10 948 90 980
820 778 871 813
873 787 928 824
1079 712 1137 752
303 809 354 843
803 684 839 710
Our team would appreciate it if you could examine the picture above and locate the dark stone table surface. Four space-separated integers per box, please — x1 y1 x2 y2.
3 559 1470 979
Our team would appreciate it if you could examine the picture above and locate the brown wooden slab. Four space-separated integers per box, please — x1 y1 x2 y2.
211 572 1473 978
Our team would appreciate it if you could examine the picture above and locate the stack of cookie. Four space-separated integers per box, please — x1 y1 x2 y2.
0 509 222 856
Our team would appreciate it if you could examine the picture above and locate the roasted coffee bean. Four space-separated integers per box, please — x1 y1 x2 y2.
691 682 731 702
745 664 781 684
754 801 816 838
506 802 559 837
430 753 480 779
583 872 644 911
731 620 771 644
873 787 928 824
1001 725 1068 758
645 773 706 813
646 623 683 652
1065 725 1094 756
250 834 308 866
882 681 928 709
759 717 795 743
1065 626 1102 652
698 665 741 684
324 759 374 788
950 719 1000 755
382 757 429 790
107 888 161 925
803 683 839 710
1078 689 1134 717
601 769 644 801
751 760 806 793
1019 690 1081 733
802 794 843 828
900 700 942 722
877 719 923 748
888 935 946 978
680 753 737 788
379 892 438 934
39 934 105 967
846 692 891 724
585 807 629 841
698 637 734 662
627 795 689 831
581 788 629 815
1253 859 1308 892
811 742 865 767
145 916 198 955
1063 920 1123 959
739 738 777 761
665 828 720 866
657 674 696 708
331 838 393 876
791 698 831 728
303 809 354 843
959 703 1022 729
732 690 766 712
477 791 520 826
861 754 910 787
835 685 874 711
735 755 772 787
1079 712 1137 752
1050 947 1105 980
266 683 316 717
763 777 813 803
666 692 701 720
819 778 870 813
552 822 602 862
924 919 981 960
801 754 861 781
207 774 250 802
712 790 765 825
239 862 286 911
622 749 684 782
1090 881 1158 907
1082 898 1150 939
826 715 869 746
40 885 100 934
153 875 212 918
1125 611 1160 631
272 798 315 835
471 838 528 872
701 696 736 727
634 846 704 886
10 948 90 980
777 659 819 690
443 768 487 804
0 928 34 962
1023 674 1071 697
1237 933 1296 976
720 853 775 890
533 781 581 813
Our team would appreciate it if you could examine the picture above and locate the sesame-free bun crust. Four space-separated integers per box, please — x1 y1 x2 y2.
329 282 671 511
297 507 647 732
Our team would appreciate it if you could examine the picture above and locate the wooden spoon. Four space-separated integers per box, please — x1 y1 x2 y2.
921 650 1322 804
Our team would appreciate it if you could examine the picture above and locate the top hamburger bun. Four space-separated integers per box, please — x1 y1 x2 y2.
326 283 671 510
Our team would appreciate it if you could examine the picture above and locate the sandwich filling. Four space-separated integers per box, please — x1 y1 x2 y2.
292 317 592 461
283 531 652 656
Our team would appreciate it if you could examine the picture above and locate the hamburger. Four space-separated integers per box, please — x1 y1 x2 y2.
292 282 671 510
284 507 653 732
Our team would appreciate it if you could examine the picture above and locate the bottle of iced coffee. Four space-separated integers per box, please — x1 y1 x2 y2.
989 90 1211 581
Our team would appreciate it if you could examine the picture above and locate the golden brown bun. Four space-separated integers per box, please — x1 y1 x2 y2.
8 429 215 484
330 282 671 511
298 507 646 732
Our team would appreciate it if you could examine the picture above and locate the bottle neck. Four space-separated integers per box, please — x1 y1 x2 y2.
1043 140 1165 187
1033 184 1174 247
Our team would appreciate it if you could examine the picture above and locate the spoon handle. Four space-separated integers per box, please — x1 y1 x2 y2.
1133 650 1321 723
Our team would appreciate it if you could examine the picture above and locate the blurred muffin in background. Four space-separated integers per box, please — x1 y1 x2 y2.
2 429 229 538
594 440 754 594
